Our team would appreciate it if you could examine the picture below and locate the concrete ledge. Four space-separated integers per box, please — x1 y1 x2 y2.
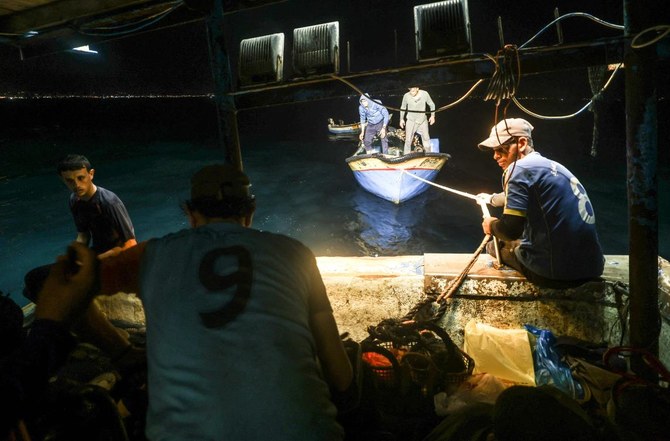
76 254 670 367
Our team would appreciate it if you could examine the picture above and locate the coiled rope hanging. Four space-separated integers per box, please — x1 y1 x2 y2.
484 44 520 106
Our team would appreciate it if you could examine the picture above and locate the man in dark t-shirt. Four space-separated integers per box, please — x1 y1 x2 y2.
69 184 135 255
476 119 604 289
24 154 139 364
60 156 136 258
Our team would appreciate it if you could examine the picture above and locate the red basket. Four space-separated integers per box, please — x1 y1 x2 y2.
361 341 403 388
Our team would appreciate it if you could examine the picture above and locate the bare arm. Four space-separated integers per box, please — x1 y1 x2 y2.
310 310 353 392
97 238 138 260
359 123 366 141
34 242 97 324
0 243 95 435
98 241 147 296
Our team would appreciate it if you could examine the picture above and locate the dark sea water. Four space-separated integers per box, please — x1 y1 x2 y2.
1 97 669 307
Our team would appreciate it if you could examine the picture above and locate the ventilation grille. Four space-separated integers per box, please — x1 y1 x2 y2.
292 21 339 76
415 0 471 61
239 33 284 86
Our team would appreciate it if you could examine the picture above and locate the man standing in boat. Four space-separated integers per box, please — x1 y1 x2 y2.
477 118 605 288
399 85 436 155
358 94 390 154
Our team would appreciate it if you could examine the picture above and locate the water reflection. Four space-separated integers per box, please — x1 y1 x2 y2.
348 188 433 256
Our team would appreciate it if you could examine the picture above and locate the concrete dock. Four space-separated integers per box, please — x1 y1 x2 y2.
316 253 670 366
91 253 670 366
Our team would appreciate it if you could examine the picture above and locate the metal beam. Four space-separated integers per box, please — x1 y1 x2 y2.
13 13 204 59
231 36 626 111
624 0 660 379
206 0 242 169
0 0 168 35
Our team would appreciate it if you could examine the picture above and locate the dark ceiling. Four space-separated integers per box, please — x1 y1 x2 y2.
0 0 277 58
1 0 665 106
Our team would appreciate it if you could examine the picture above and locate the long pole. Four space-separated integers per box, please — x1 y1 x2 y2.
624 0 660 379
205 0 243 170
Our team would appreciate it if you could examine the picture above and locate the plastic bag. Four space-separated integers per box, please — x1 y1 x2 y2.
434 373 509 416
463 320 535 385
524 324 584 400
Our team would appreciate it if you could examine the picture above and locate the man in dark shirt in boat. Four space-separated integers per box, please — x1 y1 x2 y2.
358 94 390 154
24 154 140 365
476 118 605 288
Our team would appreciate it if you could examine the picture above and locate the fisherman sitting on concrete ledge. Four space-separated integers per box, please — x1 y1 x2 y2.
476 118 605 289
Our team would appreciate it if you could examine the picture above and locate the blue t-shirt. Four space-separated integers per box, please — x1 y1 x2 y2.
503 152 604 280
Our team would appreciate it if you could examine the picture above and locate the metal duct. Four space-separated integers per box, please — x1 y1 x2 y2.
238 33 284 87
292 21 339 76
414 0 471 61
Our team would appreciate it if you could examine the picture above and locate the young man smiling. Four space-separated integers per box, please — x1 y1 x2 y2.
476 118 605 288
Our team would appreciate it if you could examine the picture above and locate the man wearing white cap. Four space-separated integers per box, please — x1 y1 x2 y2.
477 118 604 288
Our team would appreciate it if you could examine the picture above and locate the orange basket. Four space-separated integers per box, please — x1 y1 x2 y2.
361 341 403 388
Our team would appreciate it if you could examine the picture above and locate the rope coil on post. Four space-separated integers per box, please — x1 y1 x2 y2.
484 45 520 105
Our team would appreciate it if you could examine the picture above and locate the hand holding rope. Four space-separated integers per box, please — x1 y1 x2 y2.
476 196 501 267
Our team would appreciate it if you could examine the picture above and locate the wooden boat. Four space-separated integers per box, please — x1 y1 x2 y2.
345 151 450 204
327 114 393 136
345 126 448 203
328 118 361 135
